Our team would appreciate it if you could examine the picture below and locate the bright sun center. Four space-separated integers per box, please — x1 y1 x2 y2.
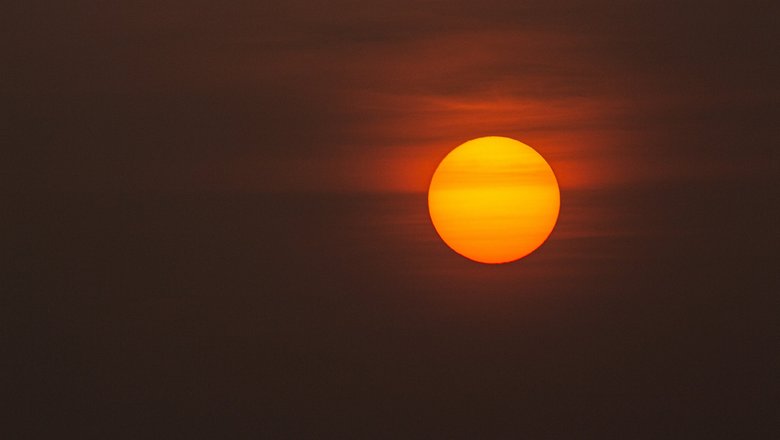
428 136 560 264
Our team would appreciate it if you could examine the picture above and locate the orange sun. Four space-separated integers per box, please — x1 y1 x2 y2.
428 136 560 264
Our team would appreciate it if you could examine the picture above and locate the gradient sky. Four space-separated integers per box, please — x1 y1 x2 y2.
5 1 778 437
7 0 776 193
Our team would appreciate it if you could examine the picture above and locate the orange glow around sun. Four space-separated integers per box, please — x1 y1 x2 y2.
428 136 560 264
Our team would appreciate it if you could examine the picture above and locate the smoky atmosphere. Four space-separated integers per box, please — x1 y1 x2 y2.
4 1 778 437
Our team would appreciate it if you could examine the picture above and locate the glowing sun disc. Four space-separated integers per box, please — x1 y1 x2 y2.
428 136 560 264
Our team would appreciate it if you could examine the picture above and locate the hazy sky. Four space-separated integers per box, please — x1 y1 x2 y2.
6 0 776 193
5 1 777 437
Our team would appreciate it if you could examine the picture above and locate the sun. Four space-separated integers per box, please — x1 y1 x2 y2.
428 136 560 264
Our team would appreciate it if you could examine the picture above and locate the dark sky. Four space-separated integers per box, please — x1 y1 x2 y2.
5 1 778 437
